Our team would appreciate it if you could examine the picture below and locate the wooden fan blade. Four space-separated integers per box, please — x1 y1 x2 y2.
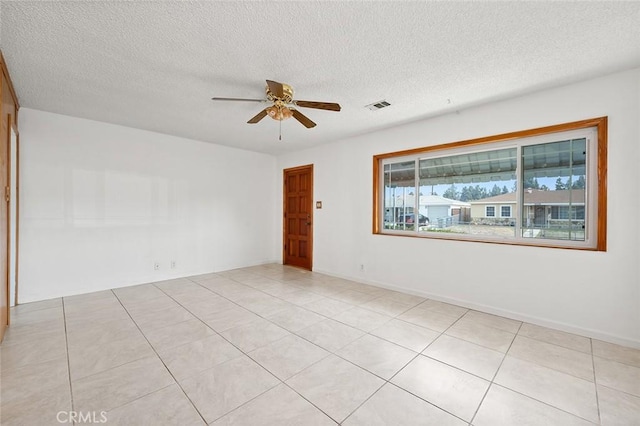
212 97 265 102
294 100 341 112
291 109 316 128
247 109 268 124
266 80 284 98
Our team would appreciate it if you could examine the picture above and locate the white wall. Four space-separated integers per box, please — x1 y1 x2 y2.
277 68 640 348
19 109 278 302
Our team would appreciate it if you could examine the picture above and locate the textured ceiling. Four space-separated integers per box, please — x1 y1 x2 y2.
1 1 639 155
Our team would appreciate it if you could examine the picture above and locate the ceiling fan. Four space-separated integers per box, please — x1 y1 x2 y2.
212 80 341 135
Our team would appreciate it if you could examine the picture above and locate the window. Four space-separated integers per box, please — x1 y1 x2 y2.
551 206 585 220
373 117 607 250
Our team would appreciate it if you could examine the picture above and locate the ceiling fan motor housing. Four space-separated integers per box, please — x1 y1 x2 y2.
266 83 294 103
266 83 294 121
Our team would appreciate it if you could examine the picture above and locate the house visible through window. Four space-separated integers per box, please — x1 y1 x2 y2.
551 206 585 220
373 117 607 251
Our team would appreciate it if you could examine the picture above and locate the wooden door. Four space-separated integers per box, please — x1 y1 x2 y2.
283 165 313 270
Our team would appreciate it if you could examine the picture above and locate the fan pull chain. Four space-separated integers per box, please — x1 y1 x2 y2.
279 119 282 141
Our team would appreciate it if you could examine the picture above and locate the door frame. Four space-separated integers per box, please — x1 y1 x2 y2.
282 164 314 270
0 50 19 339
8 121 18 307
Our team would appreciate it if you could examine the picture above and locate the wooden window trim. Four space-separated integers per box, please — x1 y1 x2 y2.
372 117 607 251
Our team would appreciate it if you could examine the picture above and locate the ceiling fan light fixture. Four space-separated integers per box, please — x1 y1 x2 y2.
266 105 293 121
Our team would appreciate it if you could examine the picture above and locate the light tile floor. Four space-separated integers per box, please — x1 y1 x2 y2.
1 264 639 425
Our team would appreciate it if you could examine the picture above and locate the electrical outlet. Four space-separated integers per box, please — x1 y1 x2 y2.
154 262 160 270
171 261 176 269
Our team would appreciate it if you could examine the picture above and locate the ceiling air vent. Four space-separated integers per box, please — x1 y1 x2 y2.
366 100 391 111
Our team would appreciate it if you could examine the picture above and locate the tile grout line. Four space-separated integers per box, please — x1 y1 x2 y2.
110 288 209 425
61 297 76 421
345 328 470 424
271 327 416 424
340 345 423 424
466 322 601 425
229 330 340 425
280 383 340 425
594 382 640 399
340 304 475 425
515 327 594 356
384 308 474 423
153 281 293 424
155 277 274 355
590 338 602 425
468 321 523 425
505 335 602 383
485 383 602 425
337 380 387 425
